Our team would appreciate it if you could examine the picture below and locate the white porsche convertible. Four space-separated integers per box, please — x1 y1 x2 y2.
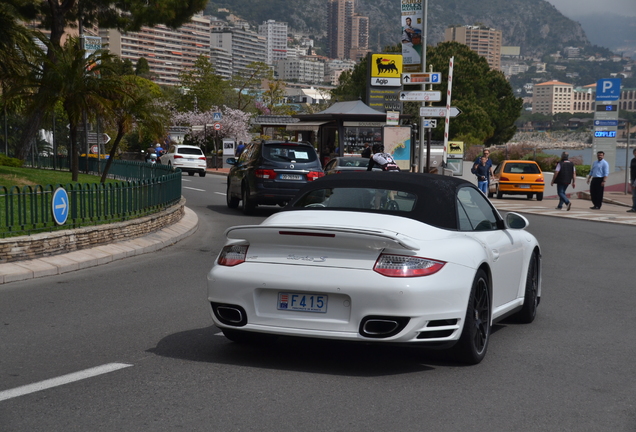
208 172 541 364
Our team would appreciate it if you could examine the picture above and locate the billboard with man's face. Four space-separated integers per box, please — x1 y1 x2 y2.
401 0 423 73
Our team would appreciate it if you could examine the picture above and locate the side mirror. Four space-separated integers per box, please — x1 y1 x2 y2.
505 212 529 230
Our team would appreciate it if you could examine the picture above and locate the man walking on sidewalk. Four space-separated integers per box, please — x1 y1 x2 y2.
586 151 609 209
552 152 576 210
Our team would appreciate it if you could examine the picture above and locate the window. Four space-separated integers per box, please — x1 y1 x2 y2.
456 187 498 231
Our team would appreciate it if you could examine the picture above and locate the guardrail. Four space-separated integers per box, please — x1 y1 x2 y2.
1 159 182 238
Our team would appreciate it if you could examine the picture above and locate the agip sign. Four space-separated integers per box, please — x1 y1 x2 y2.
367 53 404 113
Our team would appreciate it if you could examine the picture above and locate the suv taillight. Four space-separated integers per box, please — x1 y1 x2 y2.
217 245 248 266
198 156 206 160
373 254 445 277
255 169 276 179
307 171 325 181
173 155 183 159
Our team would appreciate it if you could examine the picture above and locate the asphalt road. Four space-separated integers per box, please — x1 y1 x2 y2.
1 174 635 431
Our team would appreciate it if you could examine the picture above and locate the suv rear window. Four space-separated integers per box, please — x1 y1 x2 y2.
177 147 204 156
263 144 317 163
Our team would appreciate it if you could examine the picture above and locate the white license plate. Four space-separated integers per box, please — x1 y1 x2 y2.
280 174 302 180
278 292 327 313
518 184 530 189
187 158 194 162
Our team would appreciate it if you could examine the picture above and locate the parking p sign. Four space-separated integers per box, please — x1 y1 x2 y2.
596 78 621 101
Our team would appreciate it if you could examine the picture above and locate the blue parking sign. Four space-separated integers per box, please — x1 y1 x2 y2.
52 187 69 225
596 78 621 101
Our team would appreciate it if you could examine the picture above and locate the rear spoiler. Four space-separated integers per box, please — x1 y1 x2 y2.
225 225 420 252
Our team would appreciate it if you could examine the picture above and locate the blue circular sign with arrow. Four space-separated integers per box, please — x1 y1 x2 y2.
52 187 69 225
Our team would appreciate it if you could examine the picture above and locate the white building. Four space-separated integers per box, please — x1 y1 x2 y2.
259 20 288 65
211 27 268 76
275 58 325 84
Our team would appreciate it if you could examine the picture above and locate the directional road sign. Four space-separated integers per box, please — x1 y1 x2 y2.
399 91 441 102
402 73 441 84
419 107 462 118
213 112 223 121
87 133 110 144
52 187 69 225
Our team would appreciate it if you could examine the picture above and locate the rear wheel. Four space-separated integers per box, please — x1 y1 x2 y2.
226 182 239 208
188 171 195 176
496 185 503 200
515 252 540 324
453 269 491 365
242 184 255 215
526 193 533 200
536 192 543 201
199 171 206 177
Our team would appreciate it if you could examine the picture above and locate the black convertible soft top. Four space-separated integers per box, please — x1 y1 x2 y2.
285 171 481 230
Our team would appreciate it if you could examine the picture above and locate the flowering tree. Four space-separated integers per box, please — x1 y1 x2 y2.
171 106 251 151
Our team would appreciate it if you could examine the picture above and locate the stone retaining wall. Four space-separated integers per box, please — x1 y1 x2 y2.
0 197 186 263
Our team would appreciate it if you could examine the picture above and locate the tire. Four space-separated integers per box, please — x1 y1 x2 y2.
199 171 206 177
488 190 494 198
188 171 195 176
526 193 533 200
515 252 540 324
241 184 255 215
496 185 503 200
536 192 543 201
226 181 239 208
453 269 491 365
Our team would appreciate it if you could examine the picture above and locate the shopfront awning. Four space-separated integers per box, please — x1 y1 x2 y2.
286 121 330 131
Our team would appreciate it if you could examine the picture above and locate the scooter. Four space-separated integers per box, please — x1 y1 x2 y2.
145 152 158 164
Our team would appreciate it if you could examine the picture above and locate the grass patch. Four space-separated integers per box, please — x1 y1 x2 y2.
0 166 117 189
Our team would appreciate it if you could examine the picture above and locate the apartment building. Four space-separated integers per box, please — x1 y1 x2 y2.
259 20 288 65
211 27 268 76
275 58 325 84
327 0 369 61
99 13 213 86
444 25 502 70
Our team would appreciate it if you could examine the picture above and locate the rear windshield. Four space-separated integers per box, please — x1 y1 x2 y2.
177 147 204 156
263 144 317 163
340 158 369 167
292 187 417 212
503 163 540 174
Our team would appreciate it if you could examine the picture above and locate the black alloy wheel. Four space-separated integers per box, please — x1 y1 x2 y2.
226 181 239 208
515 252 540 323
454 269 491 365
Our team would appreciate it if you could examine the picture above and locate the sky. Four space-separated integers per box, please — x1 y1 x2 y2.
546 0 636 17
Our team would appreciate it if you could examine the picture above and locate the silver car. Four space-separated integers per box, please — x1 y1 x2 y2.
324 156 381 175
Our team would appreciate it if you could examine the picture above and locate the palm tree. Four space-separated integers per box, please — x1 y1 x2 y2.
0 1 39 82
34 36 128 180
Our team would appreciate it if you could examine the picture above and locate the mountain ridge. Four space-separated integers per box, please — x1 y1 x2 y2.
205 0 590 57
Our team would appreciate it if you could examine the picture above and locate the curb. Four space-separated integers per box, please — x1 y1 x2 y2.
0 207 199 285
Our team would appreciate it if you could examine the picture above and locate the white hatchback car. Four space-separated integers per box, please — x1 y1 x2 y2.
161 144 207 177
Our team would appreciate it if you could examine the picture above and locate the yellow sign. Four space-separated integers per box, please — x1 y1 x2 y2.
448 141 464 155
370 54 403 78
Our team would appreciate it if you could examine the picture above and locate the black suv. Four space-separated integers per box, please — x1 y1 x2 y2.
226 140 324 214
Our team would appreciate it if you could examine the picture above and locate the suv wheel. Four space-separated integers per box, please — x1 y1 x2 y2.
242 185 255 215
226 182 239 208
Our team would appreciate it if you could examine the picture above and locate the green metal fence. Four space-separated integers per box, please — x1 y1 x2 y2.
1 160 182 238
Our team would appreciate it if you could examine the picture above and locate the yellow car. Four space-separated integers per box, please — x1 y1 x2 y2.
489 160 545 201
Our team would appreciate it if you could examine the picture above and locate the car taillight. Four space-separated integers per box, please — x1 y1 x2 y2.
536 177 544 182
173 155 183 159
499 176 509 181
217 245 248 266
373 254 445 277
307 171 325 181
255 169 276 179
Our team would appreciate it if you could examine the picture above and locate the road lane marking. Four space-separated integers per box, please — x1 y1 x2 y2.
183 186 206 192
0 363 133 402
214 192 226 196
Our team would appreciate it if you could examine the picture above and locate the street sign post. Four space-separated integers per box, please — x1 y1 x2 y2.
419 107 462 117
422 119 437 128
402 72 441 84
213 112 222 121
52 187 69 226
399 91 441 102
87 133 110 144
213 123 221 131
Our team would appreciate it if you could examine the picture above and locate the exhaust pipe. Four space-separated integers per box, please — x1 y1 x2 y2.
359 316 410 338
211 303 247 326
